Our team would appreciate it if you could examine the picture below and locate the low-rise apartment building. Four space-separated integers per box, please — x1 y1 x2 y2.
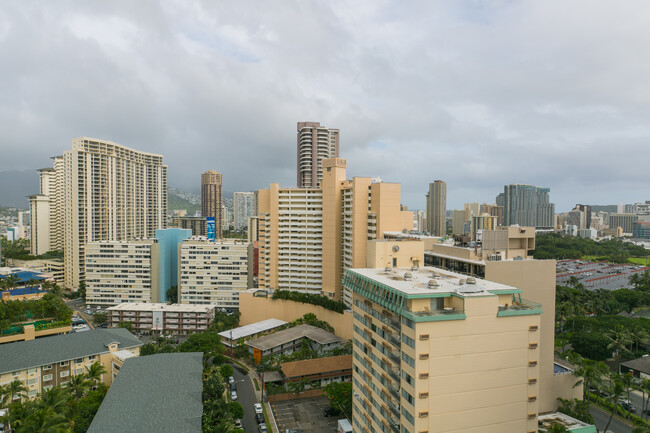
179 238 249 308
218 318 288 348
107 303 215 335
246 324 342 362
345 266 543 433
0 328 142 399
281 354 352 388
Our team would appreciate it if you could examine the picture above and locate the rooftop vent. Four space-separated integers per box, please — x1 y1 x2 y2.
431 271 441 278
385 266 392 272
411 265 419 271
466 277 476 284
427 280 439 289
458 278 467 285
404 272 413 280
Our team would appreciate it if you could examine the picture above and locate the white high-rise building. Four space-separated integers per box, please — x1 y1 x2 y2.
297 121 340 188
29 138 167 290
179 238 249 308
233 192 256 230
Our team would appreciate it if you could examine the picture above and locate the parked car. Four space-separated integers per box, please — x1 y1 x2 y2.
230 391 237 401
235 420 242 429
254 403 263 414
229 376 235 385
621 399 636 413
258 423 268 433
230 383 237 392
323 407 340 417
255 413 265 424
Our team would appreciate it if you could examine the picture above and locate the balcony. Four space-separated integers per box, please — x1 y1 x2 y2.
497 299 542 317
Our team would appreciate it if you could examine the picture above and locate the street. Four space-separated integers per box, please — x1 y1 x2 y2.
66 298 95 330
232 364 260 433
590 407 633 433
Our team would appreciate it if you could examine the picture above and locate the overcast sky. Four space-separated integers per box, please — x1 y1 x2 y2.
1 1 649 212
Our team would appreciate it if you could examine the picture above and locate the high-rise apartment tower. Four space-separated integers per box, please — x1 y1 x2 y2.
233 192 256 230
201 171 223 239
497 184 555 229
30 138 168 290
297 122 340 188
426 181 446 236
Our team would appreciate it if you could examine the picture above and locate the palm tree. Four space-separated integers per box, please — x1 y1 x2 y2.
572 356 608 406
37 387 68 413
621 372 636 420
85 361 107 385
630 326 650 352
64 374 90 399
1 380 28 432
21 407 68 433
5 273 21 290
606 325 632 359
604 374 626 433
548 423 569 433
641 378 650 420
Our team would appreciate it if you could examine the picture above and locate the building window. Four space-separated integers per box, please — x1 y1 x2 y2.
43 374 53 381
402 353 415 368
60 371 70 378
402 334 415 349
75 358 84 364
419 354 429 360
28 378 38 385
43 365 53 370
27 390 38 397
60 361 69 367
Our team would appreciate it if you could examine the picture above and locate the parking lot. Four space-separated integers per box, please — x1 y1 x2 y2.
557 259 649 291
271 396 340 433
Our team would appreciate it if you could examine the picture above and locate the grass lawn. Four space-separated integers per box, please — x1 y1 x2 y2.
628 257 650 265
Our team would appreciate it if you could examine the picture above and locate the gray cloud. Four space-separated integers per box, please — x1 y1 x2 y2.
1 0 649 212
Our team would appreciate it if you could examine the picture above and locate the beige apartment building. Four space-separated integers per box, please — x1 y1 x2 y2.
85 240 160 306
297 121 340 188
30 138 168 290
470 213 499 240
201 171 223 239
423 227 579 414
257 158 412 301
451 209 466 235
178 238 249 308
346 266 542 433
107 303 215 335
0 329 142 399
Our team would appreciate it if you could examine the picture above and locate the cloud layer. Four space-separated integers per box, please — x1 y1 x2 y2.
1 1 649 211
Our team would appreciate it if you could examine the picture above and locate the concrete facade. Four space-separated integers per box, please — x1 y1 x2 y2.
426 181 446 236
297 121 340 188
201 170 223 239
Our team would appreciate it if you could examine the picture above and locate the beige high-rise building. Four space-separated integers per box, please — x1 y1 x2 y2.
178 238 249 308
297 121 340 188
426 181 446 236
233 192 256 230
452 209 466 235
345 266 542 433
201 171 223 239
257 158 412 303
464 202 480 221
471 213 499 240
30 138 167 290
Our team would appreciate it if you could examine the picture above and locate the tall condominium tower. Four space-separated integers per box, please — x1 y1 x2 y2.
497 184 555 229
233 192 256 230
201 171 223 239
257 158 412 303
30 137 168 290
297 121 340 188
425 180 446 236
345 267 543 433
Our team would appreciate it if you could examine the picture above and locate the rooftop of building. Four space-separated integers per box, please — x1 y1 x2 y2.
107 303 215 313
1 286 46 296
87 353 203 433
0 269 50 282
538 413 596 432
246 324 342 351
383 231 442 240
0 328 142 374
218 318 288 341
281 354 352 379
620 355 650 375
348 266 519 297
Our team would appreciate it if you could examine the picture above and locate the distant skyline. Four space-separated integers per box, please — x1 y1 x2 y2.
1 2 650 212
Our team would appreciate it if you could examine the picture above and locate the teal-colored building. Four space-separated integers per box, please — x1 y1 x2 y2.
155 228 191 302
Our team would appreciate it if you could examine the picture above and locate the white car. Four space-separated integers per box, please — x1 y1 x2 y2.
231 391 238 400
228 376 235 385
254 403 263 414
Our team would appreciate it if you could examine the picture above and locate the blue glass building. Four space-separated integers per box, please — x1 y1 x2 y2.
155 228 192 302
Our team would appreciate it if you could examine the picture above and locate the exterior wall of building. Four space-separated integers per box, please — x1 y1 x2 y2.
85 240 160 305
609 213 638 234
322 159 348 299
238 291 353 340
452 210 466 235
201 170 223 239
499 184 555 229
471 214 498 241
179 239 249 308
155 228 191 302
485 260 582 413
482 227 535 260
247 216 259 242
170 216 207 237
366 240 424 269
